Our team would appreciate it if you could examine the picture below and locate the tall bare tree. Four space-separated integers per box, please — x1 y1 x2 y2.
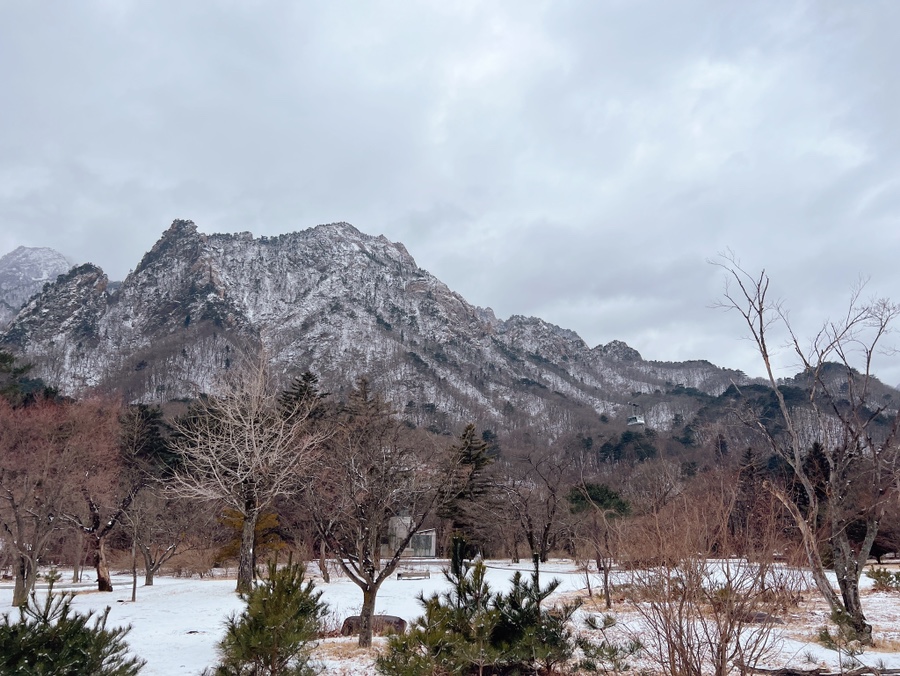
570 480 629 609
168 359 328 593
715 256 900 643
306 379 461 648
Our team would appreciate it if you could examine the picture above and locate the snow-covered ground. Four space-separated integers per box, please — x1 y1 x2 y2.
0 560 579 674
2 560 899 674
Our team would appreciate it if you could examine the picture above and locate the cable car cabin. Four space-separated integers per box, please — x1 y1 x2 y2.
626 415 645 426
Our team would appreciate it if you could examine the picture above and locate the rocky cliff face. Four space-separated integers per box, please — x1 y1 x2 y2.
2 220 748 435
0 246 72 329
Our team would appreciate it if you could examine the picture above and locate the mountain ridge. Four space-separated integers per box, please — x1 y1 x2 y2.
2 220 750 436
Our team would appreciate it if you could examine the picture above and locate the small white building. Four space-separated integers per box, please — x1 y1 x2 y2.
383 517 436 558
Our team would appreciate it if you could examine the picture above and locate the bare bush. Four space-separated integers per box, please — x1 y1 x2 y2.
626 475 790 676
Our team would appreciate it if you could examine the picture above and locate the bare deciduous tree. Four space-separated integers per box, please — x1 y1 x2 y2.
571 479 629 609
306 379 462 648
63 400 172 593
1 399 68 606
168 359 328 593
125 487 214 586
0 398 120 604
65 485 139 593
494 439 575 563
715 255 900 643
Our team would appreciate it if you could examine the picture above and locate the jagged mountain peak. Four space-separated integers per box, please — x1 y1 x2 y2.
293 222 420 271
61 262 106 281
137 219 419 277
593 339 643 362
498 315 588 361
474 306 499 327
133 219 203 276
501 315 585 342
4 262 109 354
166 218 199 236
311 221 362 237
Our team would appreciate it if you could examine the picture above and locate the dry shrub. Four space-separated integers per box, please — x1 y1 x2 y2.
166 547 220 579
623 472 788 676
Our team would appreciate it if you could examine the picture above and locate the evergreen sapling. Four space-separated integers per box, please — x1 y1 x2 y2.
211 557 326 676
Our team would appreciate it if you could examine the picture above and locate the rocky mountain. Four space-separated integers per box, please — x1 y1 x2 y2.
0 246 72 329
1 221 751 436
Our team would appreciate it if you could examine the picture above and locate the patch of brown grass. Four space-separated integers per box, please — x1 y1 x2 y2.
872 636 900 653
311 636 385 674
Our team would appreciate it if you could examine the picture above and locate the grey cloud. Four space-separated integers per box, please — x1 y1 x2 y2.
2 0 899 385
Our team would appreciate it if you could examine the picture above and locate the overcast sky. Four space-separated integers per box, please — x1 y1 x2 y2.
2 1 899 385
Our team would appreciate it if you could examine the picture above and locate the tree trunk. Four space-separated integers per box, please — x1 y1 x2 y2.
833 535 873 644
539 537 550 563
11 555 33 607
141 547 155 586
72 530 84 582
358 586 377 648
131 537 137 602
524 529 536 561
12 573 26 608
237 509 258 594
598 556 612 609
599 525 613 609
319 539 330 583
510 533 521 564
93 535 113 592
539 518 555 563
78 536 89 582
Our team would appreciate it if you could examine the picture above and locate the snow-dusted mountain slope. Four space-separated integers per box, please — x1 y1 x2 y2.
1 221 747 434
0 246 72 329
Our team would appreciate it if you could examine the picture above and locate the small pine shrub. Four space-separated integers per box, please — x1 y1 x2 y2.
491 567 578 674
212 557 326 676
818 609 866 665
0 570 145 676
865 567 900 592
577 613 643 673
376 553 579 675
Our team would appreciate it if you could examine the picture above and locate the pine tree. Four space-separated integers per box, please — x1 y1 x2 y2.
0 349 57 406
440 425 494 553
278 372 328 421
376 546 502 676
491 557 578 674
213 557 326 676
377 548 579 675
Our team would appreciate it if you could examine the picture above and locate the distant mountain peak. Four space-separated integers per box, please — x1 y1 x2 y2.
593 339 642 362
0 245 72 279
314 221 362 236
0 245 73 329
